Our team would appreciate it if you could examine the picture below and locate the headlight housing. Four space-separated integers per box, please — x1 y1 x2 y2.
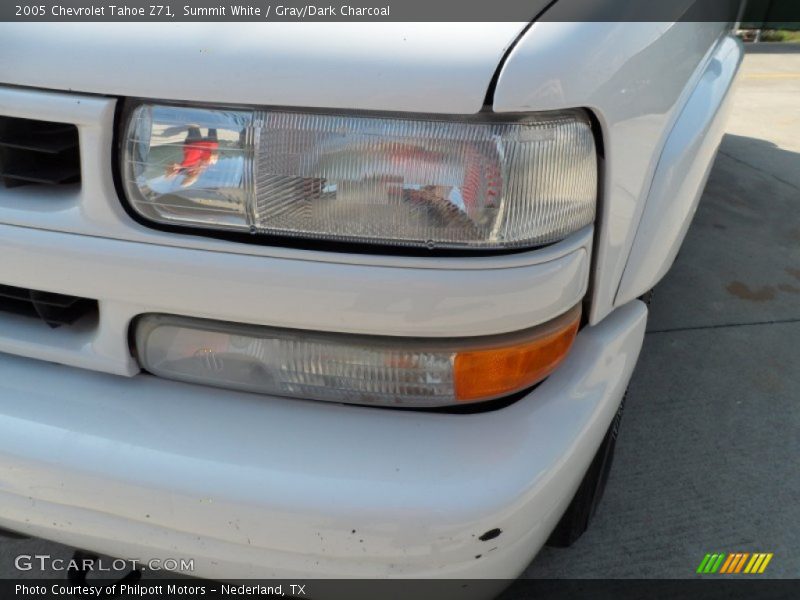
121 103 597 251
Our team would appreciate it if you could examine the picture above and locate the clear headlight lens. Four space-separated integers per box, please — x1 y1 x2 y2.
122 104 596 250
135 306 580 408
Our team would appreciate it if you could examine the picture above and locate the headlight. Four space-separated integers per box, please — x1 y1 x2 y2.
135 306 581 408
122 103 597 251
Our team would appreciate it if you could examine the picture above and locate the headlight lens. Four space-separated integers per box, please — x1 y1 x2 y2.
122 103 596 250
135 306 580 408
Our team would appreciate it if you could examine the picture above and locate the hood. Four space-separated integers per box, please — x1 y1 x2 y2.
0 22 531 114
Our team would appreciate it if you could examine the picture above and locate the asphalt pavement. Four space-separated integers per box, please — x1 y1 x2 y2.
523 43 800 579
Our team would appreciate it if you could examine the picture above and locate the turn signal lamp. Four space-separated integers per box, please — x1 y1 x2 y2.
135 306 580 408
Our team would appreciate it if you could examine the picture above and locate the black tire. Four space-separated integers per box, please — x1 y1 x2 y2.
0 526 29 540
546 394 625 548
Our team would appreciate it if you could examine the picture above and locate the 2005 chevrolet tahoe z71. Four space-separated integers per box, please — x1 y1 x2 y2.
0 12 742 584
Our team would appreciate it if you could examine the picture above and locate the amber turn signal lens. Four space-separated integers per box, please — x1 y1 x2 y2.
454 306 581 403
136 305 581 408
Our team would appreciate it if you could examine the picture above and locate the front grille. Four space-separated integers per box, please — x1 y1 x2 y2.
0 284 97 328
0 116 80 187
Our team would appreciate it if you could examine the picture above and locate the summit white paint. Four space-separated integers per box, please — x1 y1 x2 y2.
0 22 528 114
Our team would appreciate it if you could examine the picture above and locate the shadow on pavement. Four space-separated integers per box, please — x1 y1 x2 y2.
523 126 800 578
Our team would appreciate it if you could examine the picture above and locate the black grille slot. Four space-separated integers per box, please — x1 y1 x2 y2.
0 284 97 328
0 116 80 188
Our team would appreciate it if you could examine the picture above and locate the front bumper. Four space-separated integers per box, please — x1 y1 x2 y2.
0 300 646 580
